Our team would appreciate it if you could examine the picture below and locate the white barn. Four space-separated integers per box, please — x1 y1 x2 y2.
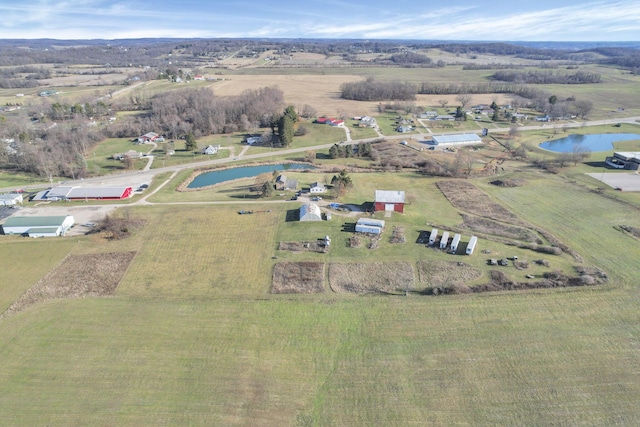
2 215 75 237
431 134 483 147
299 203 322 222
440 231 450 250
450 234 462 254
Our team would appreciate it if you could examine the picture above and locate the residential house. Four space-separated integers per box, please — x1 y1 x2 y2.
310 182 326 193
201 145 219 155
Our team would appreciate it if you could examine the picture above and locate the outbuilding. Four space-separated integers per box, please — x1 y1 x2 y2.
33 186 133 201
309 182 326 193
299 203 322 222
466 236 478 255
428 228 438 246
450 234 462 254
439 231 450 249
374 190 405 213
0 193 23 207
355 218 385 235
431 134 483 147
2 215 74 237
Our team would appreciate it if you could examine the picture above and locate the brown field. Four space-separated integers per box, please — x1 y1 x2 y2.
1 251 135 319
459 213 541 243
209 74 376 117
329 262 414 294
271 262 325 294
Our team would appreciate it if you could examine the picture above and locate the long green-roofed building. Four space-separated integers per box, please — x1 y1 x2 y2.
1 215 74 237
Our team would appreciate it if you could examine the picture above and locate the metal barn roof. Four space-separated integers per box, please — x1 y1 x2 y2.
3 216 70 227
432 134 482 145
375 190 405 204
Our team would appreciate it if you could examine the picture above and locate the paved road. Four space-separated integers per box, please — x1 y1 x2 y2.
2 116 639 195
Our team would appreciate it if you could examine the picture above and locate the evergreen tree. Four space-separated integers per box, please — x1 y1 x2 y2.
185 132 197 151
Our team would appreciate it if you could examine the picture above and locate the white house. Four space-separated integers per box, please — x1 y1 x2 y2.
201 145 219 155
2 215 75 237
309 182 326 193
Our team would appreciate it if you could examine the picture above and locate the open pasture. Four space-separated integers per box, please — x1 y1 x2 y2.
116 204 281 297
0 289 639 425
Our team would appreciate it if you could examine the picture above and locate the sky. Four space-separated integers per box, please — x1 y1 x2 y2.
1 0 639 41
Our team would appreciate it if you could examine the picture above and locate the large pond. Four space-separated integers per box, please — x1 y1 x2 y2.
187 163 315 188
539 133 640 153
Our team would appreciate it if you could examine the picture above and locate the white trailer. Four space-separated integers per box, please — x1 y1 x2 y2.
428 228 438 246
450 234 461 253
439 231 450 249
466 235 478 255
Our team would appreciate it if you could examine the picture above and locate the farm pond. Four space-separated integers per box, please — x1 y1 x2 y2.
539 133 640 153
187 163 315 188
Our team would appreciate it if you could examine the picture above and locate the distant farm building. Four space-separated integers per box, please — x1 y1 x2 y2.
440 231 450 249
275 175 298 191
137 132 161 144
431 134 483 147
355 218 385 235
605 152 640 170
113 150 144 161
450 234 462 253
2 215 74 237
358 116 377 128
201 145 219 155
33 186 133 201
374 190 405 213
466 236 478 255
299 203 322 222
309 182 326 193
434 114 455 121
0 193 23 206
245 136 262 145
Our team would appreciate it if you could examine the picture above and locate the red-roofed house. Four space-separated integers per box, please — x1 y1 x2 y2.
137 132 161 143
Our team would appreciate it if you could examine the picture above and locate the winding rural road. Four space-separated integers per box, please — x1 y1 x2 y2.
2 116 639 196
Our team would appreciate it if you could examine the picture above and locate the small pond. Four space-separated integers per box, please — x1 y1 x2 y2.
188 163 315 188
539 133 640 153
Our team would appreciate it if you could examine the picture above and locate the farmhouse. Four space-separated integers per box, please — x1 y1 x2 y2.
374 190 405 213
355 218 385 235
2 215 74 237
113 150 144 161
201 145 219 155
33 186 133 201
276 175 298 191
0 193 23 206
434 114 455 121
396 125 412 133
137 132 161 144
605 152 640 170
310 182 326 193
245 136 262 145
358 116 377 128
431 133 483 147
299 203 322 222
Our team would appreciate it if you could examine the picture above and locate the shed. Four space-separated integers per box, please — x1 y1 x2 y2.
428 228 438 246
450 234 461 254
439 231 450 249
355 218 385 235
374 190 405 213
2 215 74 237
466 236 478 255
299 203 322 222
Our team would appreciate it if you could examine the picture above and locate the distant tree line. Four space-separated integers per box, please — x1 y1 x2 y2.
490 70 601 84
340 77 416 101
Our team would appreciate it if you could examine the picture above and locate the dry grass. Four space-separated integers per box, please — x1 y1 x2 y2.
416 260 483 288
1 252 135 319
278 240 329 253
329 262 414 294
460 213 540 243
271 262 325 294
437 180 522 224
